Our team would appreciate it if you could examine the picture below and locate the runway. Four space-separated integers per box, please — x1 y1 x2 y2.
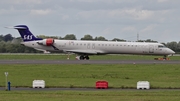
0 60 180 64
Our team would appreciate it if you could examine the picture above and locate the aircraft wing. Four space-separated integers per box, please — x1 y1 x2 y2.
34 48 47 51
64 50 105 55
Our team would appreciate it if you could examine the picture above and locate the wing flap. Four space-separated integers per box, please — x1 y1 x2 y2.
64 50 105 55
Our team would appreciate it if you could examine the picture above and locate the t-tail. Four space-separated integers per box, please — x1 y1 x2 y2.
13 25 42 41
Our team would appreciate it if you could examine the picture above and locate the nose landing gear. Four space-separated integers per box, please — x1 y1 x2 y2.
163 55 170 60
154 55 170 60
154 55 169 60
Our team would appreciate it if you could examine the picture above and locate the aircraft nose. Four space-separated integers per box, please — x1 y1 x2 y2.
172 50 175 54
168 49 175 54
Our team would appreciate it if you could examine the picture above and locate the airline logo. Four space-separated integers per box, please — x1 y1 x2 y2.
23 35 33 40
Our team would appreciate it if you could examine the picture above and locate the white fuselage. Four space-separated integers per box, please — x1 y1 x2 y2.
21 40 175 56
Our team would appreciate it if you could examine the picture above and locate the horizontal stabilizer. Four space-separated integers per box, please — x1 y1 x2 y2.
14 26 27 29
5 26 26 29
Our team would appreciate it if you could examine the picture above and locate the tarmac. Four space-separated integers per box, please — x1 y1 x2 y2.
0 60 180 64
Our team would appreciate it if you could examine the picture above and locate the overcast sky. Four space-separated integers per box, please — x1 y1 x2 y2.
0 0 180 42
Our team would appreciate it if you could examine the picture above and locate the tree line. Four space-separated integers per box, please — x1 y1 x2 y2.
0 34 180 53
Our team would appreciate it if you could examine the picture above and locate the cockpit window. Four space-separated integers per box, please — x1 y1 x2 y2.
158 45 166 48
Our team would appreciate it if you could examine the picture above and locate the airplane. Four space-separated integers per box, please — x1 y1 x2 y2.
7 25 175 60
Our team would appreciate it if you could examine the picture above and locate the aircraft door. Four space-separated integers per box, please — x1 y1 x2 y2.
149 45 154 53
87 43 95 49
144 45 149 53
92 43 95 49
87 43 90 49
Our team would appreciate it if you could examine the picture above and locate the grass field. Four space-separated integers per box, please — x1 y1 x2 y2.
0 90 180 101
0 64 180 88
0 54 179 60
0 54 180 101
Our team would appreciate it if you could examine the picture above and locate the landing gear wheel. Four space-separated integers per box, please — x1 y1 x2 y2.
80 55 84 60
163 55 168 60
79 55 90 60
84 55 89 60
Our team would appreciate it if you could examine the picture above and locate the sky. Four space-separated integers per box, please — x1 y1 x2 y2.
0 0 180 43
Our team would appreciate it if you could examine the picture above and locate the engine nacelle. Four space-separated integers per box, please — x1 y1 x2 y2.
38 38 54 46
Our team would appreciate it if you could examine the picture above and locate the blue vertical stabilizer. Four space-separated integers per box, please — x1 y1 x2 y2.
14 25 42 41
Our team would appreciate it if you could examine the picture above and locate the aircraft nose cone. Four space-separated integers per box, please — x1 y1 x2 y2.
169 49 175 54
172 50 175 54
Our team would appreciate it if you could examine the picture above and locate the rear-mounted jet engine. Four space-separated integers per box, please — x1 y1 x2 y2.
37 38 54 46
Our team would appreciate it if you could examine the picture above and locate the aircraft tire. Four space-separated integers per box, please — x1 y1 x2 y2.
85 56 89 60
80 55 84 60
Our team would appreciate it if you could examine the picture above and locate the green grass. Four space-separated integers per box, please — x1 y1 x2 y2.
0 55 179 101
0 54 179 60
0 90 180 101
0 64 180 88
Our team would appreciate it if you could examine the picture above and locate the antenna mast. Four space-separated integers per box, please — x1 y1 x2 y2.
137 32 139 41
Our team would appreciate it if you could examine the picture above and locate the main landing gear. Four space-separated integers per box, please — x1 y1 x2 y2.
76 55 90 60
66 53 90 60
